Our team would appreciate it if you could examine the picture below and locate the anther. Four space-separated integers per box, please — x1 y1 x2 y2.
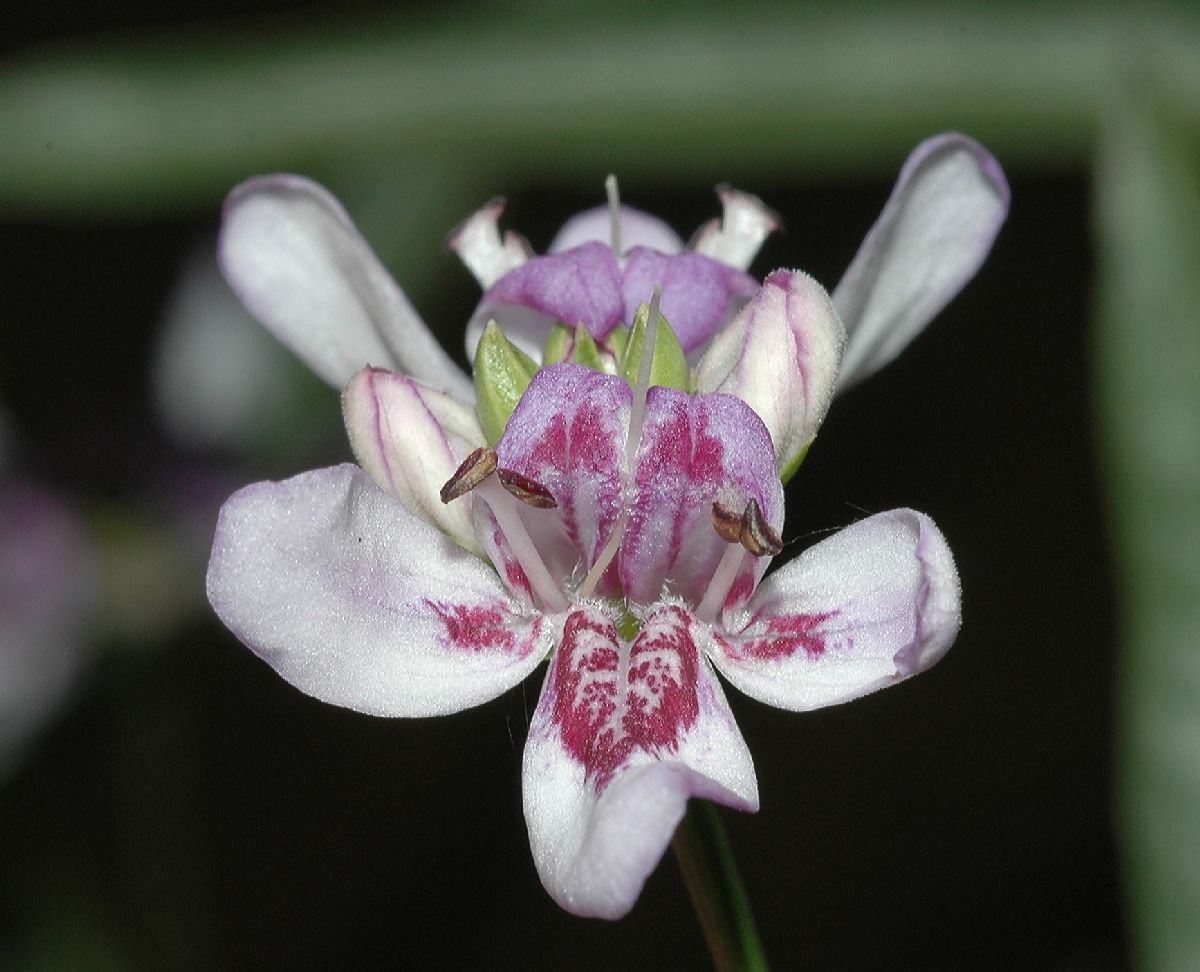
439 447 498 504
740 498 783 557
497 468 558 509
710 497 783 557
711 500 745 545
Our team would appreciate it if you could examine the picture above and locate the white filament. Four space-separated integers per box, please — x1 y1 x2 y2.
605 174 621 258
477 478 568 614
695 542 746 623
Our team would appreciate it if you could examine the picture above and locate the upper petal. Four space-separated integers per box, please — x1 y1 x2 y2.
491 363 632 599
523 604 757 919
695 270 845 480
219 174 473 399
446 197 531 289
620 387 783 609
464 242 625 361
342 367 485 554
833 133 1009 390
620 248 759 353
689 185 781 271
549 204 685 257
206 464 553 717
709 509 960 711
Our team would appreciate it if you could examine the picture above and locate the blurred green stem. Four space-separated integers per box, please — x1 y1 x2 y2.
1096 74 1200 970
672 802 769 972
3 5 1200 212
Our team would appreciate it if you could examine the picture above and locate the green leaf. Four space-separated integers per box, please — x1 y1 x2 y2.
473 320 538 444
1096 84 1200 969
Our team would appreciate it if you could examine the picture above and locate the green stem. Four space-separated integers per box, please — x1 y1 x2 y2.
672 802 769 972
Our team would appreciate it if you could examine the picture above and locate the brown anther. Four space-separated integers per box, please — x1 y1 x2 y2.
497 468 558 509
439 447 497 504
740 497 783 557
711 500 745 544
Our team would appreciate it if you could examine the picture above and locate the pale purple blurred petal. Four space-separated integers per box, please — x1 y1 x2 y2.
342 368 485 554
833 133 1010 389
710 509 960 711
219 174 472 399
621 387 782 608
620 248 759 353
549 204 684 257
523 604 757 918
1 484 95 772
206 464 554 716
696 270 845 477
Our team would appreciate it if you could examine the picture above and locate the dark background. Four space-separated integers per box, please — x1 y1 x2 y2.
0 5 1121 969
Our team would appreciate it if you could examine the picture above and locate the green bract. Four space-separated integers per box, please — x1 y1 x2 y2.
473 320 538 444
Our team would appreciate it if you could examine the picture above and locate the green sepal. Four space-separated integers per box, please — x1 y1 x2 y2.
606 324 630 365
567 322 605 371
779 439 812 486
473 320 539 444
543 322 572 365
618 302 689 392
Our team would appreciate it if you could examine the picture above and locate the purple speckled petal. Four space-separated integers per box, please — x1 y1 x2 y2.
206 464 554 717
708 509 960 712
464 242 624 361
219 175 472 399
620 248 760 353
523 603 757 919
489 364 631 600
549 204 685 257
695 271 845 476
833 133 1010 390
342 367 485 554
620 387 783 609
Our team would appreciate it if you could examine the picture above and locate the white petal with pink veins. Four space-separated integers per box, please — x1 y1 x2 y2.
523 605 757 919
709 509 961 712
207 464 553 717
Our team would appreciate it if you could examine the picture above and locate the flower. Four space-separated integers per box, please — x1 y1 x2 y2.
209 136 1003 917
208 313 960 919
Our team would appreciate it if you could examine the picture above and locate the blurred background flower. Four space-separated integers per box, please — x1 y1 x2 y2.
1 1 1197 969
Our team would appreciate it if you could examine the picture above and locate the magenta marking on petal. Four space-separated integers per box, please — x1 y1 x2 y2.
722 572 756 613
424 600 524 654
726 610 837 661
551 606 700 790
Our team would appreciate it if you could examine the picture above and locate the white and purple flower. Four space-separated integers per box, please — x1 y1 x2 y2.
207 133 1007 918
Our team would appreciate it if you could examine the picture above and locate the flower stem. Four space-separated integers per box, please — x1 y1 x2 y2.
672 802 770 972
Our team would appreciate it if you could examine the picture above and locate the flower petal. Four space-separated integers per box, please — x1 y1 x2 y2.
464 242 624 361
206 464 553 717
695 271 845 479
620 387 783 609
709 509 960 711
833 133 1009 389
549 204 684 257
689 185 780 271
523 604 758 919
219 174 473 399
491 364 631 599
342 367 485 554
446 197 531 288
620 248 759 353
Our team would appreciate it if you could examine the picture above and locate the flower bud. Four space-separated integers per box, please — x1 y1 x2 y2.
473 320 539 444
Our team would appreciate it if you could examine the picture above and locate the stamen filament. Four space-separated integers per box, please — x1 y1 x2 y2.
605 174 621 258
696 543 747 623
476 478 568 614
577 508 629 601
